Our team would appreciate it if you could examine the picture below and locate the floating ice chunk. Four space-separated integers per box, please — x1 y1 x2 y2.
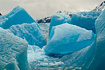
44 23 95 55
70 11 101 33
0 6 35 29
49 14 71 36
8 23 46 48
0 27 28 70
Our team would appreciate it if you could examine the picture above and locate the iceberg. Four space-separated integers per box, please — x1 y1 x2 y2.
88 9 105 70
49 12 100 36
0 5 104 70
8 23 46 48
0 27 28 70
49 14 71 36
70 11 101 33
44 23 95 55
0 6 35 29
61 9 105 70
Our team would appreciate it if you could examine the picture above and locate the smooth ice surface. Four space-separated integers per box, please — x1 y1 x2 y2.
0 6 35 29
0 27 28 70
70 11 101 33
49 14 71 36
44 23 95 54
8 23 46 48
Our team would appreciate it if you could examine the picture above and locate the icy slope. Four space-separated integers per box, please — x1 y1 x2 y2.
0 27 28 70
44 23 95 55
8 23 46 48
0 6 35 29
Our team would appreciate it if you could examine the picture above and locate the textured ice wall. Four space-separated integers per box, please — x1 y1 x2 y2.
87 9 105 70
0 27 28 70
8 23 46 48
61 10 105 70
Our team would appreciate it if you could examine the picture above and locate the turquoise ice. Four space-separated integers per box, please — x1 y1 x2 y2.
0 27 28 70
44 23 95 55
61 9 105 70
70 11 101 33
8 23 46 48
1 5 105 70
49 14 71 36
0 6 35 29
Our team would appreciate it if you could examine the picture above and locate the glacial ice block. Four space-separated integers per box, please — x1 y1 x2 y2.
61 10 105 70
70 11 101 33
44 23 95 55
49 14 71 36
0 6 35 29
87 9 105 70
0 27 28 70
8 23 46 48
